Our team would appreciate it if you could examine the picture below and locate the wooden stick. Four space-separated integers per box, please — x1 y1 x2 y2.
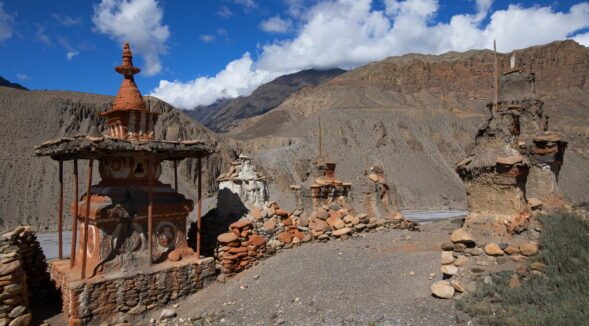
148 160 154 265
493 39 498 114
70 159 78 268
58 160 64 260
173 160 178 190
196 157 202 258
81 159 93 280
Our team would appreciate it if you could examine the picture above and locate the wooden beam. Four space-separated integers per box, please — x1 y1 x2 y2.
58 160 64 260
81 159 93 280
196 157 202 258
148 159 154 265
70 159 78 269
173 160 178 190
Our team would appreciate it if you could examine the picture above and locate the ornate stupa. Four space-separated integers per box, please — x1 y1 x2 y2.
35 43 216 325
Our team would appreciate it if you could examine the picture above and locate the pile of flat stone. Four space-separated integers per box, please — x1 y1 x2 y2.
215 201 418 277
216 219 267 276
432 228 541 299
0 227 35 326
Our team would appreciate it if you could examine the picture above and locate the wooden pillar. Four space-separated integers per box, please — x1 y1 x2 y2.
147 159 154 265
173 160 178 190
196 157 202 258
81 159 93 280
58 160 64 260
70 159 78 268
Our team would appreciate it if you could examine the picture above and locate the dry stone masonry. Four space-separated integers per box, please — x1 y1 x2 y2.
456 68 567 234
217 154 268 210
0 226 52 326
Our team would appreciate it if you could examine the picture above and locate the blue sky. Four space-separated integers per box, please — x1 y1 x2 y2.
0 0 588 108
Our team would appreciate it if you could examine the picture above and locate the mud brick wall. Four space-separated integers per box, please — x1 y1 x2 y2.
50 257 215 325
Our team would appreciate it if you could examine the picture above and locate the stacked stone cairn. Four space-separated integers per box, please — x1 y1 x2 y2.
431 228 541 299
0 226 52 326
215 201 418 277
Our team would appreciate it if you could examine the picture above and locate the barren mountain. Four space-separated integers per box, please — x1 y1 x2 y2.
229 40 589 209
186 68 345 132
0 87 238 231
0 76 27 90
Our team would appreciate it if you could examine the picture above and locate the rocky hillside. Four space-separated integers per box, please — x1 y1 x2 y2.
186 68 345 132
230 40 589 209
0 87 238 231
0 76 27 90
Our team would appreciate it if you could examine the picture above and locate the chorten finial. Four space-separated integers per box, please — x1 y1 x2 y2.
111 42 146 111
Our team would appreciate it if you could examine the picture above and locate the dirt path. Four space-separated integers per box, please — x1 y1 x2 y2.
137 219 470 325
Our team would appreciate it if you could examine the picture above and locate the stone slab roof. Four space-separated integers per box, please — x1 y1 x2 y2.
35 135 215 161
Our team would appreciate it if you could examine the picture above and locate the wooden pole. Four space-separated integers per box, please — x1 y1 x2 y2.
148 160 154 265
58 160 64 260
70 159 78 268
173 160 178 190
493 39 498 114
196 157 202 258
81 159 93 280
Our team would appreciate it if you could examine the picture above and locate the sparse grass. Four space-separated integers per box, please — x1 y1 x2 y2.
457 212 589 326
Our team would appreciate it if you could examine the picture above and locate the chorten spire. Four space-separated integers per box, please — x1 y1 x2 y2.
111 42 146 111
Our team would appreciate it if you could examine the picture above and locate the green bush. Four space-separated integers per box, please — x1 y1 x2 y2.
457 212 589 325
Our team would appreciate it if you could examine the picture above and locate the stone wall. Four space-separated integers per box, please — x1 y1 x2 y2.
49 256 215 325
215 201 417 277
0 226 52 326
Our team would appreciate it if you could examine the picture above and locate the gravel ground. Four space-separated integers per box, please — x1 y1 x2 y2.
138 219 471 326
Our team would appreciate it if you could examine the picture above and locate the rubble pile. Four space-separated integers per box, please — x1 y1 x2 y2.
216 219 266 276
432 228 540 299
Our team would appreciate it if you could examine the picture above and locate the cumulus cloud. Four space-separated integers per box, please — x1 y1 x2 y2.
151 53 278 109
259 16 293 33
16 74 28 81
92 0 170 76
0 1 13 42
234 0 256 9
218 6 233 18
152 0 589 108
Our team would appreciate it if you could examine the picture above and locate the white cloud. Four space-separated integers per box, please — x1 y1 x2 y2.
66 51 80 60
52 13 82 27
35 24 52 47
0 1 13 42
218 6 233 18
92 0 170 76
16 74 28 81
151 53 278 109
260 16 293 33
234 0 256 9
152 0 589 108
199 34 215 43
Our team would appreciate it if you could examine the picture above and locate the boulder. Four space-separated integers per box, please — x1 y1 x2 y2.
450 229 475 246
504 245 520 255
332 228 352 237
368 174 379 182
441 264 458 276
484 243 505 256
263 218 277 231
275 209 289 217
450 280 465 293
277 232 292 244
431 281 455 299
440 242 455 251
160 309 176 320
217 232 239 244
441 251 455 265
298 214 309 227
520 242 539 256
251 208 262 220
249 234 267 247
454 256 469 266
230 219 252 229
326 216 345 230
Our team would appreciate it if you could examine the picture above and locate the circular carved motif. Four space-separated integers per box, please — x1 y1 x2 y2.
156 222 177 250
